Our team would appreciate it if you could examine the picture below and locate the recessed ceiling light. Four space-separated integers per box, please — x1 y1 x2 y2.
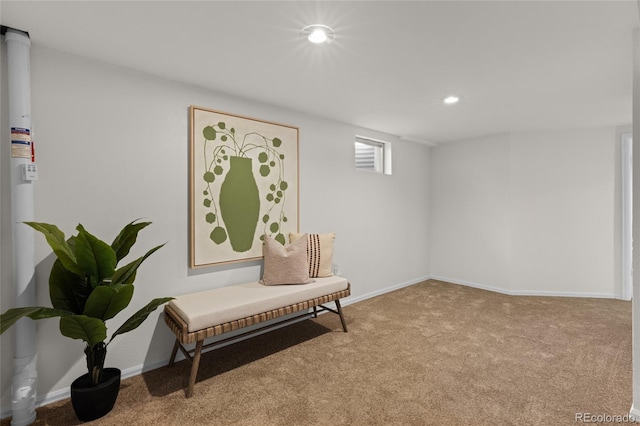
300 24 335 44
443 96 460 104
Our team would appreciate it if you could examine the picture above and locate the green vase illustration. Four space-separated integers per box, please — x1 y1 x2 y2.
219 156 260 252
200 119 290 252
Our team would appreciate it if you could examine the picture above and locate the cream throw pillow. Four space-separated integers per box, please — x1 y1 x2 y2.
289 232 335 278
260 234 314 285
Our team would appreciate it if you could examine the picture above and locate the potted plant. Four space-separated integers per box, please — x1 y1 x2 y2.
0 220 173 421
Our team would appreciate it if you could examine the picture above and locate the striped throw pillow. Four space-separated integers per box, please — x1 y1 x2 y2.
289 232 335 278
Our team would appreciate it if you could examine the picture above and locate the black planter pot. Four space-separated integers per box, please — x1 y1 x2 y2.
70 367 121 422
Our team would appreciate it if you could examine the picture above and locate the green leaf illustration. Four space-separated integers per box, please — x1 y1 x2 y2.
203 126 217 140
210 227 227 244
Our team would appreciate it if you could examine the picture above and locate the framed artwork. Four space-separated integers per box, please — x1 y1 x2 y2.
190 106 299 267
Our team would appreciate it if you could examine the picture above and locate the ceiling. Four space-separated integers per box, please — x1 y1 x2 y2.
1 0 638 144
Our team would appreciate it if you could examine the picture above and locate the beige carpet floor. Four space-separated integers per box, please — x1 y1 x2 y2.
1 280 632 425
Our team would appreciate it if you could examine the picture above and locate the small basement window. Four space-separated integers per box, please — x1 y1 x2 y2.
354 136 392 175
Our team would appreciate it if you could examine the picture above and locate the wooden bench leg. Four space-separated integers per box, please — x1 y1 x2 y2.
335 300 348 332
168 339 180 367
186 340 204 398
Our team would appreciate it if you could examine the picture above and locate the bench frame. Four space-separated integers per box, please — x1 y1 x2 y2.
164 284 350 397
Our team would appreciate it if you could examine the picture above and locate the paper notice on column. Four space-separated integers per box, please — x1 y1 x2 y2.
11 127 31 159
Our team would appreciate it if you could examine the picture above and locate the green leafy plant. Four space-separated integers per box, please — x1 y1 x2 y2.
201 121 290 246
0 220 173 386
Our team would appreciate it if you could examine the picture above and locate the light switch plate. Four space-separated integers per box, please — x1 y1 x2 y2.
22 163 38 181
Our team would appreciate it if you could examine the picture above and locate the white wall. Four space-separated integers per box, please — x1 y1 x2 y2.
0 44 431 413
631 26 640 420
429 133 512 290
430 128 620 298
510 129 617 296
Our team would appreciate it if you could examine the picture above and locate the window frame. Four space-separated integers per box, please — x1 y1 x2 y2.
354 135 392 175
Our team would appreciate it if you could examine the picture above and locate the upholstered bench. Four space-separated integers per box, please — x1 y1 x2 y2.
164 275 350 397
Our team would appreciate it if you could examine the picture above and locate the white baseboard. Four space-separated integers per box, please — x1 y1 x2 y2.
629 404 640 422
341 275 431 307
430 275 618 299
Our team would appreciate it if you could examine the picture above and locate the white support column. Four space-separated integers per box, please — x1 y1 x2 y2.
5 28 37 426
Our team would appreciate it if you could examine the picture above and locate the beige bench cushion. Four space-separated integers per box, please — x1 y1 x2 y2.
168 276 349 332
